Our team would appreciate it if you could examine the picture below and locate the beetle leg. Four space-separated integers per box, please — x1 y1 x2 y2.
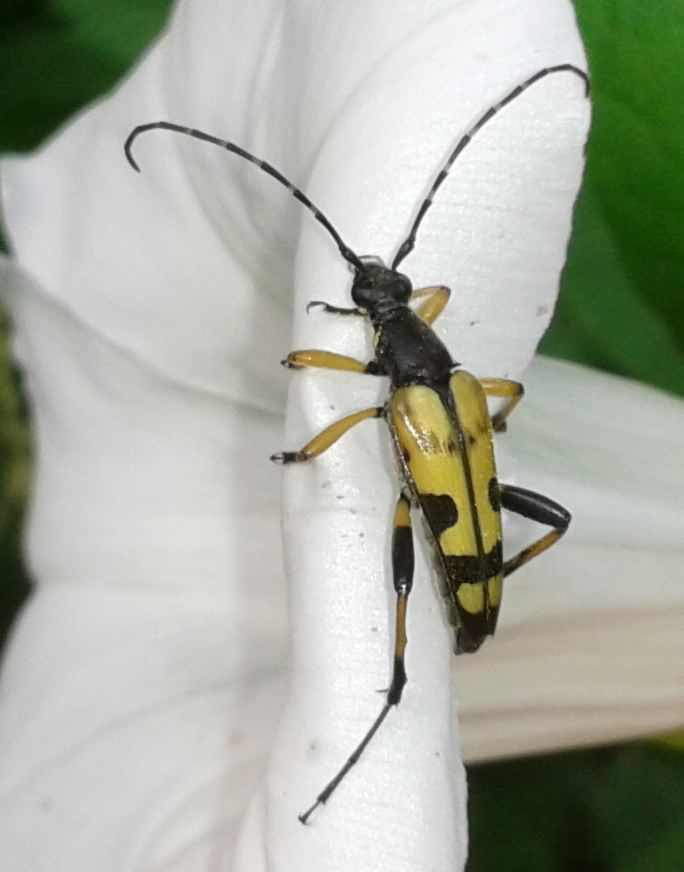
270 406 383 464
306 300 365 316
282 349 384 376
410 285 451 325
298 492 414 824
499 484 571 577
387 491 414 702
479 378 524 432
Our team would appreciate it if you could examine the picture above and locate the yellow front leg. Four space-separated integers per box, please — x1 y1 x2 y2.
270 406 383 464
479 377 524 432
410 285 451 325
282 349 382 375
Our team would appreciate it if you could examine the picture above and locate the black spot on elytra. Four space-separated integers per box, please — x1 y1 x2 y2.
443 540 502 581
421 493 458 536
446 438 459 456
488 477 501 512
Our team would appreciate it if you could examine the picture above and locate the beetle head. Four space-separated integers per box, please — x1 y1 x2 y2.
351 256 412 311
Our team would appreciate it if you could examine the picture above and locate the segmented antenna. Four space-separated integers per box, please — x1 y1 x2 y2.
124 121 365 271
391 63 590 269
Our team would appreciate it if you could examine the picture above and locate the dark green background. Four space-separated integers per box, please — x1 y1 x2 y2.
1 2 682 869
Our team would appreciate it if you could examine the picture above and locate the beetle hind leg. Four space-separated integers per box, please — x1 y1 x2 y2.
387 492 414 702
499 484 571 576
298 493 415 824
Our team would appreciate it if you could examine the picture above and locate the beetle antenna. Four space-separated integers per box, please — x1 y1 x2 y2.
124 121 365 271
391 63 590 269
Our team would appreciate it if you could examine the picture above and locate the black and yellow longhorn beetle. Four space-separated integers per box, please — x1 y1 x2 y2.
125 62 589 824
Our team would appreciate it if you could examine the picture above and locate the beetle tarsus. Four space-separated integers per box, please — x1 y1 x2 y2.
269 451 304 464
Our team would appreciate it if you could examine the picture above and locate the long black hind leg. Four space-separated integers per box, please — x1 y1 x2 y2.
499 484 571 577
298 492 415 824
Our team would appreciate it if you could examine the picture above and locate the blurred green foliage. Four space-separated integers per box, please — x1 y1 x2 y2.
544 3 684 395
0 313 31 642
0 0 172 152
0 1 682 869
468 745 684 872
0 0 173 640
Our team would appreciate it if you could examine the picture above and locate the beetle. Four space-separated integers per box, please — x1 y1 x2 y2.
125 62 589 823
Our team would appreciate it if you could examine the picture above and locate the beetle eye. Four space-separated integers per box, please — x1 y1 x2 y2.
396 273 412 299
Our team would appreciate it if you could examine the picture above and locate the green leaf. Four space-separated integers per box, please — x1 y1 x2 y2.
468 747 684 872
590 747 684 872
0 0 172 635
543 1 684 397
0 0 172 152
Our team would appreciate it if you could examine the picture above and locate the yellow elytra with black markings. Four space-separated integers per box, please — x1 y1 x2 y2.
125 63 588 824
389 373 503 652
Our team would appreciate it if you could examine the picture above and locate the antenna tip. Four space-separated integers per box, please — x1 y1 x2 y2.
298 805 317 825
123 130 142 173
564 64 591 98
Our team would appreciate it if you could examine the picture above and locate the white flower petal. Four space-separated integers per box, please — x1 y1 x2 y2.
0 261 287 870
459 357 684 761
271 5 588 871
0 586 284 871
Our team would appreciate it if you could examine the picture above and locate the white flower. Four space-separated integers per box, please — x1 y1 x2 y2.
2 1 679 871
